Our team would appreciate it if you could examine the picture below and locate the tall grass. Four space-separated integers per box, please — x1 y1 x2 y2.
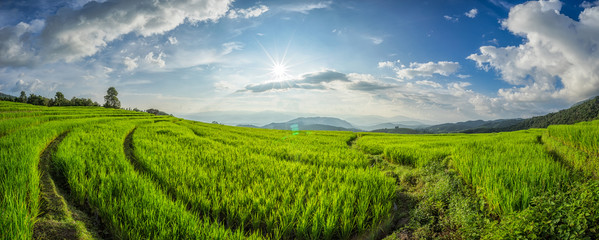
53 120 260 239
132 121 396 239
452 130 571 215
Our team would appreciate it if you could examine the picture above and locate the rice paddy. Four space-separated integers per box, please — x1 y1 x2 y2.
1 101 597 239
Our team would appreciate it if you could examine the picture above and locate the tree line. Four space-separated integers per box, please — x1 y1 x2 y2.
1 87 170 115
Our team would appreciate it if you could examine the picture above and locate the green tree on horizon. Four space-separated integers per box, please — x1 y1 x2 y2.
103 87 121 109
19 91 27 103
54 92 68 106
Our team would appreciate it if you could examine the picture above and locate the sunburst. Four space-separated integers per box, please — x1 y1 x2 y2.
257 38 294 81
271 62 289 80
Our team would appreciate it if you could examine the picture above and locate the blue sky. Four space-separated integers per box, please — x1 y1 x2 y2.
1 0 598 124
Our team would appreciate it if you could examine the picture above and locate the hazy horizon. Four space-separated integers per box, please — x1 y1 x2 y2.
1 0 598 123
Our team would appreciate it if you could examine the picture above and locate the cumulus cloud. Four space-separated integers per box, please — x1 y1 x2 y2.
467 0 599 102
581 1 599 8
346 73 395 91
465 8 478 18
416 80 442 88
227 5 269 19
168 36 178 45
0 0 233 67
123 56 139 71
378 60 398 68
378 60 460 79
280 1 332 14
144 52 165 68
11 79 44 92
240 70 349 93
0 19 44 66
395 61 460 79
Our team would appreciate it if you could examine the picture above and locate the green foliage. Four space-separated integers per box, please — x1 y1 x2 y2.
488 180 599 239
503 96 599 131
103 86 121 109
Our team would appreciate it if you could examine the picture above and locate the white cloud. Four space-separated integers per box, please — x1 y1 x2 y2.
367 36 383 45
123 56 139 71
377 61 398 68
227 5 269 19
241 70 349 93
103 66 113 74
0 0 233 66
168 36 178 45
581 1 599 8
394 61 460 79
221 42 243 55
465 8 478 18
468 0 599 103
490 0 514 9
0 19 44 66
444 15 458 22
11 79 44 92
416 80 442 88
144 52 165 68
280 1 332 14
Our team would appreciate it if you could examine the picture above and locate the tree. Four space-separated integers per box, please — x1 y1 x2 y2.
103 87 121 109
54 92 68 106
19 91 27 103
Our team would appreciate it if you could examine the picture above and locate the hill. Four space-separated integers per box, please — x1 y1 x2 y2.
0 92 16 100
370 127 422 134
261 117 361 131
466 96 599 133
359 121 429 131
424 119 522 133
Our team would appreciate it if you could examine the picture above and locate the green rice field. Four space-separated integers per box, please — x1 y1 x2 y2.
1 101 598 239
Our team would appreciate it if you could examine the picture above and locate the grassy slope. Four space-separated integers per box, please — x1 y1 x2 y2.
2 101 599 239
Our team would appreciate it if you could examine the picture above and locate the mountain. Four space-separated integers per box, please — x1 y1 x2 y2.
0 92 16 100
423 119 522 133
463 96 599 133
261 117 361 131
359 122 429 131
370 127 422 134
179 111 317 126
495 96 599 132
342 114 438 127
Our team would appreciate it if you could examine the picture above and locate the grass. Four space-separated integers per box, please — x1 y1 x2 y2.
1 100 599 239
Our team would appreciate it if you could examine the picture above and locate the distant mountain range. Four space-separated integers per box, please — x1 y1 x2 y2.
422 119 524 133
246 96 599 133
237 116 434 132
0 92 16 100
247 117 362 132
463 95 599 133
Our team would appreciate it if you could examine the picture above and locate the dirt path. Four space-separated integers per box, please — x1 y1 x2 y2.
33 132 110 240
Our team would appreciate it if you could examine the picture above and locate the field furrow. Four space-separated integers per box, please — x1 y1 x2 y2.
33 131 108 240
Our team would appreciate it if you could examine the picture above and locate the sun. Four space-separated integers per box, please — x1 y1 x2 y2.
271 62 289 80
256 38 296 82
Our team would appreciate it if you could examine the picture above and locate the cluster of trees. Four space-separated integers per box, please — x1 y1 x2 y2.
9 91 101 107
1 87 122 108
2 87 170 115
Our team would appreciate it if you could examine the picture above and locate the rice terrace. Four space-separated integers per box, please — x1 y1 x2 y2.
2 0 599 239
1 96 599 239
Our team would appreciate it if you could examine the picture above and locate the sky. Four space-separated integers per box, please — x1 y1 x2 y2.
1 0 599 124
